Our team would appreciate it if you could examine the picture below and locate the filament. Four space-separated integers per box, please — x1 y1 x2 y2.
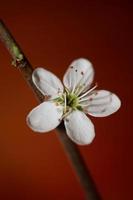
78 83 98 100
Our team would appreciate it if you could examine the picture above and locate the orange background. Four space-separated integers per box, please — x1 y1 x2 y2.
0 1 132 200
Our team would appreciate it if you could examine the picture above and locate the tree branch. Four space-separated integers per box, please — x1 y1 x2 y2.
0 20 102 200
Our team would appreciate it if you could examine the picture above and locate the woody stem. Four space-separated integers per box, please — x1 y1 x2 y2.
0 19 102 200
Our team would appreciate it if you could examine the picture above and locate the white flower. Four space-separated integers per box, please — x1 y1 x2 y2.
27 58 121 145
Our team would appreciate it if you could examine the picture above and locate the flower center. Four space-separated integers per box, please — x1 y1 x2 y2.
53 83 98 116
66 93 82 110
54 89 82 113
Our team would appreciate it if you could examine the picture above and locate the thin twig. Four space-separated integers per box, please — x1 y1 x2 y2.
0 20 102 200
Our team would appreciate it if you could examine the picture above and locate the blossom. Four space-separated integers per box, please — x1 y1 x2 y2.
27 58 121 145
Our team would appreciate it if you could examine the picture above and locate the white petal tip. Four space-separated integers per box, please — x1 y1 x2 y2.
26 112 46 133
26 102 63 133
64 111 95 146
71 58 92 67
76 132 95 145
86 91 121 117
32 67 63 97
113 95 121 110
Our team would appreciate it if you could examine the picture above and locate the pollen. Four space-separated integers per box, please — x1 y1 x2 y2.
65 118 69 122
94 92 98 95
89 98 93 101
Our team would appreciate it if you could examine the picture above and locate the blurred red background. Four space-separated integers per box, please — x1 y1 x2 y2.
0 1 132 199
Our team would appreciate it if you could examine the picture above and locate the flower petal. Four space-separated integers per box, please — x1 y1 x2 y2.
63 58 94 92
84 90 121 117
27 102 63 132
64 110 95 145
32 68 63 98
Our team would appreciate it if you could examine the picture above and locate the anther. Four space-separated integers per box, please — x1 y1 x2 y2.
79 83 98 99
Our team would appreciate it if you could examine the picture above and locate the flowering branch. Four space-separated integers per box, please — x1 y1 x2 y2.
0 20 102 200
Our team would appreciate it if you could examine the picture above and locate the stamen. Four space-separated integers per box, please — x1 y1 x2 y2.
79 97 93 103
73 86 82 96
61 108 72 120
78 83 98 100
65 87 70 94
69 75 72 90
75 70 93 96
64 92 67 113
81 95 112 108
80 92 112 104
72 73 77 93
81 103 91 107
75 84 85 96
